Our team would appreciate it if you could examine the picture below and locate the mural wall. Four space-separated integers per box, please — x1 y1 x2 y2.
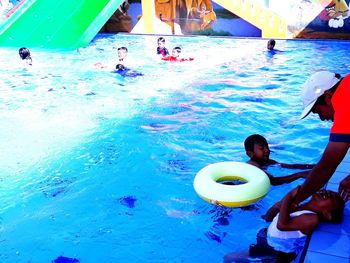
154 0 261 36
101 0 261 37
1 0 349 39
268 0 350 39
100 0 350 39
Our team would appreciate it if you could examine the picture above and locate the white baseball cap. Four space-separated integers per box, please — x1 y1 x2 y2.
300 71 340 119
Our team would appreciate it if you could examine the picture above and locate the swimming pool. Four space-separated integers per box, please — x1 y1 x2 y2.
1 34 350 262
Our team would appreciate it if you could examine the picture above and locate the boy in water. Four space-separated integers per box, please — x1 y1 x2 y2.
117 46 128 66
94 46 129 70
156 37 169 57
244 134 314 185
224 187 344 262
19 47 32 66
267 39 276 51
114 64 143 78
162 47 194 62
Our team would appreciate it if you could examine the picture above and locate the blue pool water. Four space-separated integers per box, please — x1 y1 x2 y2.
1 34 350 262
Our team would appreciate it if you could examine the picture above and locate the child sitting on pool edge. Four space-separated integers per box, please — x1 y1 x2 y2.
224 187 345 262
244 134 315 185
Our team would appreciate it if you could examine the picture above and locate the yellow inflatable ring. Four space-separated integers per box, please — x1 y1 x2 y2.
193 161 270 207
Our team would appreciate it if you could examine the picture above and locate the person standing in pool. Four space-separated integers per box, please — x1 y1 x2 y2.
19 47 32 66
156 37 169 57
116 46 129 67
244 134 314 185
94 46 130 70
224 187 344 263
267 39 276 51
266 39 284 55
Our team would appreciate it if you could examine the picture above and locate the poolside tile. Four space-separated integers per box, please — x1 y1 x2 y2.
304 251 349 263
307 230 350 258
345 150 350 159
328 171 348 185
336 161 350 174
344 204 350 217
326 182 339 192
337 203 350 217
315 214 350 236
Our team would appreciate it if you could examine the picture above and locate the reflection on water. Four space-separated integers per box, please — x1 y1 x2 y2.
0 34 349 262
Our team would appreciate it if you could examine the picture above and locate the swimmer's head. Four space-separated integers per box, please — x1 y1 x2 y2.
117 46 128 60
172 46 181 57
19 47 31 60
117 46 128 52
19 47 32 65
267 39 275 50
157 37 165 46
116 64 125 70
158 37 166 48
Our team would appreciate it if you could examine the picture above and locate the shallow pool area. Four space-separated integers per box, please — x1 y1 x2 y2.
1 34 350 262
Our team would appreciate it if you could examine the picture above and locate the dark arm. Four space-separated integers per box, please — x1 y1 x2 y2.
268 170 309 186
277 186 319 235
265 141 349 221
279 163 315 169
293 141 350 204
263 200 282 222
270 159 314 169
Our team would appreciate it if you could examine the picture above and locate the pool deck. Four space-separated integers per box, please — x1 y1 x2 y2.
302 149 350 262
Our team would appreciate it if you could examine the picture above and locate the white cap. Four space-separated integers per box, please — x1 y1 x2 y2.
300 71 340 119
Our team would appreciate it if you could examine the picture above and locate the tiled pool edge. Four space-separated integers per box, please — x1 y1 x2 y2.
301 150 350 263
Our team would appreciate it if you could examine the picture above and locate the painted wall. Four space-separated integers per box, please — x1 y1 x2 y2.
268 0 350 39
101 0 350 39
1 0 349 39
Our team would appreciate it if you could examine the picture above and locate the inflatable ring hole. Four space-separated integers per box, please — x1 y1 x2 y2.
216 176 247 186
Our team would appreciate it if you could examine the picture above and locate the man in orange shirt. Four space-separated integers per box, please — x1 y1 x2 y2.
266 71 350 220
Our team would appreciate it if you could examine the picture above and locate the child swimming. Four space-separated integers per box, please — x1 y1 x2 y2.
162 47 194 62
114 64 143 78
244 134 314 185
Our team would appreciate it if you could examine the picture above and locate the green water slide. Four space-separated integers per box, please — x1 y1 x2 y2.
0 0 124 49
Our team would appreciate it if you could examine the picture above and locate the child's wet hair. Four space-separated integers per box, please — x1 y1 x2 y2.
117 46 128 52
244 134 268 152
173 46 181 53
116 64 125 70
268 39 275 47
158 37 166 43
19 47 31 60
